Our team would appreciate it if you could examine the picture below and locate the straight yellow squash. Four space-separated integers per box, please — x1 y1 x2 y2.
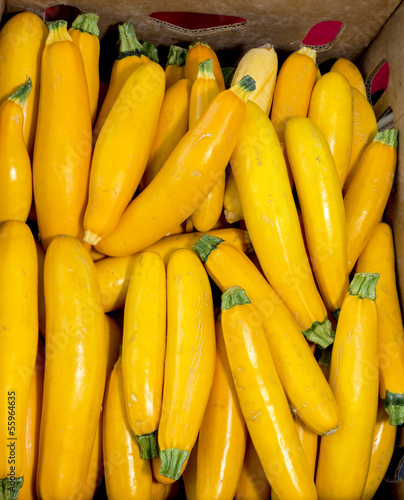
96 76 255 257
84 61 165 245
316 273 380 500
221 286 317 500
223 169 244 224
185 42 225 91
235 438 271 500
33 20 92 250
37 236 106 499
158 249 216 481
0 221 38 500
330 58 367 96
165 45 188 89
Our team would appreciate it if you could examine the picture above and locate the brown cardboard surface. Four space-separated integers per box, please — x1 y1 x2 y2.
3 0 401 63
358 2 404 308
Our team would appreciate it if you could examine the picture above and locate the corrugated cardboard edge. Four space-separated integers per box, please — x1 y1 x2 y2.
358 1 404 310
145 16 247 36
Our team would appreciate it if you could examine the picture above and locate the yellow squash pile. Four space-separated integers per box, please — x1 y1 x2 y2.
0 8 402 500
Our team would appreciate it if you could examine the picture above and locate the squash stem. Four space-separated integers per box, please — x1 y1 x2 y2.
46 20 72 44
381 390 404 426
71 13 100 37
159 448 189 480
193 234 224 263
302 316 335 349
197 58 215 80
136 431 159 459
142 41 159 63
0 476 24 500
222 67 236 88
298 46 317 62
8 78 32 108
231 75 256 101
118 22 144 59
349 273 379 300
167 45 188 67
83 230 101 246
221 286 251 310
374 129 398 149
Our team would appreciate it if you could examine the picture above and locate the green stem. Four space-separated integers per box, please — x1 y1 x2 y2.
136 431 159 459
374 129 398 149
349 273 379 300
221 286 251 310
8 78 32 107
71 13 99 37
302 316 335 349
159 448 189 480
197 58 214 80
222 67 236 89
331 308 340 321
230 75 256 101
167 45 188 67
0 477 24 500
118 22 144 59
142 41 159 63
381 390 404 426
193 234 224 263
45 20 71 44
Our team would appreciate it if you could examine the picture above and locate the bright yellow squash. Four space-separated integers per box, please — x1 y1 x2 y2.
185 41 225 91
0 221 38 499
345 129 398 273
32 20 92 250
96 76 255 257
231 43 278 114
308 71 354 187
0 80 32 224
316 273 380 500
196 319 247 500
230 101 334 347
193 235 339 436
343 87 378 192
270 46 317 145
35 240 46 338
103 354 153 500
189 58 224 233
141 78 192 190
122 251 166 459
0 12 47 153
69 13 100 125
182 441 198 500
93 22 150 138
37 236 106 499
330 57 367 96
361 399 397 500
221 286 317 500
356 222 404 425
165 45 188 89
83 61 165 245
235 438 271 500
158 249 216 481
285 116 348 315
223 169 244 224
96 227 250 313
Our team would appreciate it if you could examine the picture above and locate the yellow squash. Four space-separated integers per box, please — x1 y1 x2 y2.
182 441 198 500
185 41 225 91
270 46 317 145
343 87 378 192
361 399 397 500
165 45 188 89
96 76 255 257
285 116 348 314
69 13 100 125
196 319 247 500
221 286 317 500
193 235 339 435
0 12 47 153
0 80 32 224
345 129 398 273
223 169 244 224
103 354 153 500
356 222 404 425
93 22 150 138
308 71 354 187
235 438 271 500
316 273 380 500
330 57 367 96
32 20 92 250
0 221 38 499
158 249 216 481
84 61 165 245
231 101 334 347
141 78 192 190
37 236 106 499
35 240 46 338
122 251 166 459
231 44 278 114
96 227 250 313
189 58 224 232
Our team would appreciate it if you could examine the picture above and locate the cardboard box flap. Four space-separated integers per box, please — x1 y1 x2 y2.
3 0 401 63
